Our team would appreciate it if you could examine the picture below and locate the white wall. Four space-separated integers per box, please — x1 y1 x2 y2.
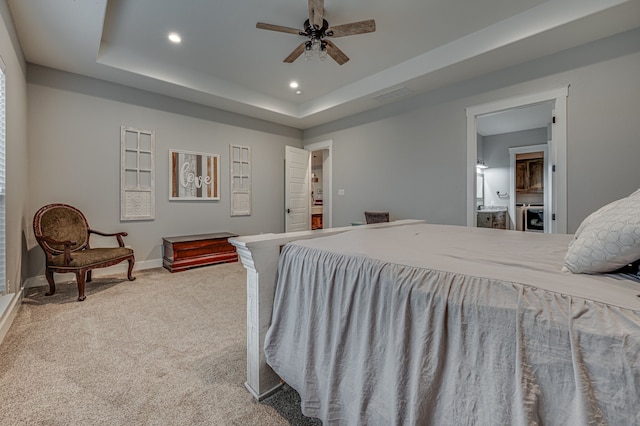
26 66 302 279
303 28 640 232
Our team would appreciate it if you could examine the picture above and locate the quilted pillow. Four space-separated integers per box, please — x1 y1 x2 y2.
563 191 640 274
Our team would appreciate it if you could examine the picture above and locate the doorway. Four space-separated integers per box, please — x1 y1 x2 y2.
466 88 568 234
304 140 333 230
476 102 552 232
310 151 325 229
284 140 333 233
509 144 550 232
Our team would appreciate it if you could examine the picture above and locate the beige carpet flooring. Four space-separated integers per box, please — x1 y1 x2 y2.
0 263 316 425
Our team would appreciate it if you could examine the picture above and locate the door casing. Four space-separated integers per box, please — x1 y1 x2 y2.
466 88 568 234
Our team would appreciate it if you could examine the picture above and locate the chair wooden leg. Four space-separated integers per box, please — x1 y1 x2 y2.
75 270 87 302
86 270 92 283
127 257 136 281
44 268 56 296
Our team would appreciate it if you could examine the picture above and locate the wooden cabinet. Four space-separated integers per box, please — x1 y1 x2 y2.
312 214 323 230
162 232 238 272
515 161 527 192
516 158 544 193
477 210 508 229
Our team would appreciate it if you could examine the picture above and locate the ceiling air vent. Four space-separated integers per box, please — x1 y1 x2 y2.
373 87 415 103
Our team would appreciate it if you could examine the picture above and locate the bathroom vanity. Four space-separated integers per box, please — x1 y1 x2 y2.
477 208 509 230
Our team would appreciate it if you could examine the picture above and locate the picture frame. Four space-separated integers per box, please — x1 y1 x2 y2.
169 149 220 200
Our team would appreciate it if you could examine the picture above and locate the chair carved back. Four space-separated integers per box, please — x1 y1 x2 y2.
364 211 390 224
34 204 90 256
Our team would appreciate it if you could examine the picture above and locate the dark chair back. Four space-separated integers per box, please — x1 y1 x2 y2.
34 204 89 255
364 211 390 224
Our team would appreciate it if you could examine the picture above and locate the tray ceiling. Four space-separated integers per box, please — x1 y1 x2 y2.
7 0 640 129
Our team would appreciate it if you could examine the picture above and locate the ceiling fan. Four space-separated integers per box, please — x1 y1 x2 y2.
256 0 376 65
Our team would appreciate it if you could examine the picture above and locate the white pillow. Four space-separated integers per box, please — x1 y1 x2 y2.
563 192 640 274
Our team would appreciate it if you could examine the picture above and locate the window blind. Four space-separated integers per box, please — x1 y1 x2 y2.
0 62 6 293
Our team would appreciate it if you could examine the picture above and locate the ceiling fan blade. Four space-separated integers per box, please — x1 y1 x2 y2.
324 40 350 65
328 19 376 37
256 22 302 36
308 0 324 29
284 42 307 63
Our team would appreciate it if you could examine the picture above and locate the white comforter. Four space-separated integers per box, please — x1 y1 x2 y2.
264 224 640 425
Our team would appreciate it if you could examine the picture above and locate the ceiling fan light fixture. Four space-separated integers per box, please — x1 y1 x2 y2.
167 32 182 44
304 41 313 60
319 41 328 60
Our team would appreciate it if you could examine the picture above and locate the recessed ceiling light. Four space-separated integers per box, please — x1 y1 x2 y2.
168 32 182 44
296 90 303 95
289 81 299 89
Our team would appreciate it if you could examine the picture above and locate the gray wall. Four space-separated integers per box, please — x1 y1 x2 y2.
303 28 640 232
15 24 640 281
309 106 466 226
0 0 29 296
26 67 302 278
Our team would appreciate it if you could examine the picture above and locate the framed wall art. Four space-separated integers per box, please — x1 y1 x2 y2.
230 144 251 216
121 126 155 221
169 149 220 200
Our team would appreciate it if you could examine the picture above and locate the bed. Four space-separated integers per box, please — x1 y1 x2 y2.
264 223 640 425
230 219 426 401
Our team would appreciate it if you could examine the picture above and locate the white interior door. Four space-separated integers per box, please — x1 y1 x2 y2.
285 146 311 232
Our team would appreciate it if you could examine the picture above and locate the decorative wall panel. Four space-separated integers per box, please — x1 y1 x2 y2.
121 126 155 220
230 144 251 216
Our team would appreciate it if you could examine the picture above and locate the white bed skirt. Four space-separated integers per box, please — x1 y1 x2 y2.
265 224 640 425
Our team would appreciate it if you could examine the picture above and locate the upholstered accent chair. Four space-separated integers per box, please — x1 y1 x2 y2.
364 211 390 224
33 203 135 301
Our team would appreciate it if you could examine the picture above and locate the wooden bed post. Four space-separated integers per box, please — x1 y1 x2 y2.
229 219 425 400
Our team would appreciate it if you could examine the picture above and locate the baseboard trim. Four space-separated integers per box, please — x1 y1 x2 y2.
0 291 23 345
24 258 163 289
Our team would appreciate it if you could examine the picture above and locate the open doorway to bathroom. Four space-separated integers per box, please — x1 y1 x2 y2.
476 104 552 232
509 144 550 232
304 139 333 230
311 151 325 229
466 88 568 234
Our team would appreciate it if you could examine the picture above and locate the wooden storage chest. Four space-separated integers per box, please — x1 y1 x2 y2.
162 232 238 272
